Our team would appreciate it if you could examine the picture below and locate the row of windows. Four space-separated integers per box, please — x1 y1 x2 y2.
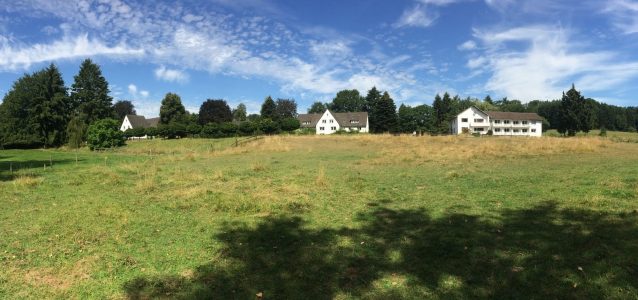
493 128 537 133
321 119 335 124
461 118 536 125
319 127 338 131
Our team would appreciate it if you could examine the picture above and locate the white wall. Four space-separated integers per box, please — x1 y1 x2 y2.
452 107 489 135
120 116 133 131
316 110 340 135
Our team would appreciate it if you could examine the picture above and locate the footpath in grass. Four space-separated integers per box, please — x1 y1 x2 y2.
1 135 638 299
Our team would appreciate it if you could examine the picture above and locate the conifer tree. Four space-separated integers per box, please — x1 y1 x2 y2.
372 91 398 133
70 59 114 124
260 96 277 119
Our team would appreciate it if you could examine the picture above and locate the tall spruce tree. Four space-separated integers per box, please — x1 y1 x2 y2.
0 64 70 148
159 93 186 124
372 91 398 133
70 59 114 124
559 84 594 136
260 96 277 119
432 93 452 134
365 87 383 132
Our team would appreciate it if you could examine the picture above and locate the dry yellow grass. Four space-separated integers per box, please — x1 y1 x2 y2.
12 175 44 187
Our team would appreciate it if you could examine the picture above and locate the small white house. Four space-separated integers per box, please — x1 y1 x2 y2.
120 115 160 138
451 106 543 137
297 110 369 134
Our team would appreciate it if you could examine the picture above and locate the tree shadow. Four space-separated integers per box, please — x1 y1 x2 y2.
123 202 638 299
0 158 81 181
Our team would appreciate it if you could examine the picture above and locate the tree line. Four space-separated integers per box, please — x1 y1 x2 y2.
1 58 635 150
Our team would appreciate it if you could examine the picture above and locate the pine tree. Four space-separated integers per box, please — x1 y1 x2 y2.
33 64 71 147
432 93 451 134
372 91 398 133
70 59 114 124
559 84 593 136
365 87 383 132
159 93 186 124
260 96 277 120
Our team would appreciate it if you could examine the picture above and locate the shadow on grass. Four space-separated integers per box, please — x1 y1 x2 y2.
0 158 80 181
124 202 638 299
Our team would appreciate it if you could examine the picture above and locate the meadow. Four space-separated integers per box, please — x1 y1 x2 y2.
1 134 638 299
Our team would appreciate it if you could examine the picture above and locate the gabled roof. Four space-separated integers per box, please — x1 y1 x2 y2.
332 111 368 127
297 113 323 128
485 111 543 121
125 115 159 128
297 110 368 128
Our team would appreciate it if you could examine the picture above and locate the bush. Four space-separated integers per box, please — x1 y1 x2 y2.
259 119 279 135
238 121 258 136
86 119 125 150
201 123 220 138
186 124 202 137
279 118 301 132
145 127 158 138
487 129 493 136
294 128 316 135
157 123 187 139
599 127 607 137
220 122 238 137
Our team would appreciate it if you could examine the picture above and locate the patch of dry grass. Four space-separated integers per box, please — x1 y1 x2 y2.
12 175 43 187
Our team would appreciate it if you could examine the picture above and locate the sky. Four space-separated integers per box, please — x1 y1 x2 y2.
1 0 638 117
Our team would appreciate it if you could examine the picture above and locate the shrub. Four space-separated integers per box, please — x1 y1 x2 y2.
145 127 158 138
157 123 187 139
201 123 220 138
487 129 493 136
66 116 87 149
86 119 125 150
279 118 301 132
187 124 202 136
259 118 279 135
238 121 258 136
599 127 607 137
219 122 238 137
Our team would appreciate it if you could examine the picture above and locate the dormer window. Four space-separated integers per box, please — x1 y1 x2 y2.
350 120 359 124
303 121 311 125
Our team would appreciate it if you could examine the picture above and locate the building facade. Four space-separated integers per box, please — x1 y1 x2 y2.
120 115 160 138
451 106 543 137
297 110 369 135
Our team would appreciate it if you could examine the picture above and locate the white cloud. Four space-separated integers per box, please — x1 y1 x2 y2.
154 65 189 83
458 40 477 51
471 25 638 100
0 33 143 71
604 0 638 34
127 83 149 99
394 4 438 28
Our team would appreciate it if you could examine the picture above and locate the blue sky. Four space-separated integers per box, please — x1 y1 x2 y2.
1 0 638 117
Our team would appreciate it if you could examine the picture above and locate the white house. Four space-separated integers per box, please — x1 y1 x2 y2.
451 106 543 137
120 115 160 138
297 110 369 135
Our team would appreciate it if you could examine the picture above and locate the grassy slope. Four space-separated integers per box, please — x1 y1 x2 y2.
1 135 638 299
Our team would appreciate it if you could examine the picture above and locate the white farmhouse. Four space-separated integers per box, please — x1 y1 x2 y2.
120 115 160 138
451 106 543 137
297 110 369 135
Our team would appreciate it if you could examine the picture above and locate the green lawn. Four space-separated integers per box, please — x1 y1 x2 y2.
1 135 638 299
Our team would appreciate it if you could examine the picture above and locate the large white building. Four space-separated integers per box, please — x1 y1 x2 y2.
451 106 543 137
297 110 369 135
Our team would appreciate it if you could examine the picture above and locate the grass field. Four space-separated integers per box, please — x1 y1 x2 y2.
1 134 638 299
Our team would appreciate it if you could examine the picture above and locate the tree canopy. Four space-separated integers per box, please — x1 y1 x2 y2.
113 100 136 120
308 102 327 114
328 89 365 112
260 96 277 120
199 99 232 124
159 93 187 124
70 59 113 124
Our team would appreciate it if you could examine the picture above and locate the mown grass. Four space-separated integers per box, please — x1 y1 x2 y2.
1 135 638 299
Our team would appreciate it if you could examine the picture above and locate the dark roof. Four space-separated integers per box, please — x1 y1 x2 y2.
125 115 159 128
297 111 368 128
297 113 322 128
332 111 368 127
485 111 544 121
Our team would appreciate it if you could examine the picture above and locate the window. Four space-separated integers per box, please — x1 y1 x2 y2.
513 121 520 125
329 120 334 123
495 128 501 132
303 121 311 125
331 126 337 130
319 127 325 130
350 120 359 124
522 129 528 133
322 120 326 123
461 118 468 122
357 127 361 130
503 120 511 124
494 120 501 124
532 121 537 125
474 118 484 123
531 129 537 133
522 121 528 125
504 128 510 132
474 128 484 132
513 129 520 133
